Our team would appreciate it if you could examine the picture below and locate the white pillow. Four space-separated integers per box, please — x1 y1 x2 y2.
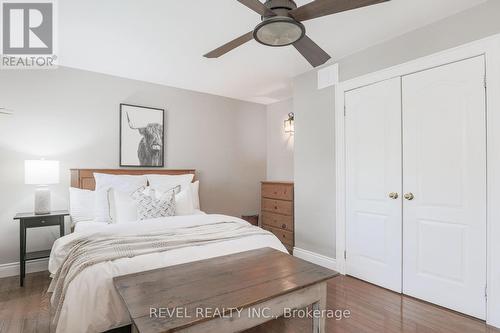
109 188 138 224
175 187 195 216
94 173 147 223
69 187 95 224
110 185 191 223
147 174 194 193
191 181 200 210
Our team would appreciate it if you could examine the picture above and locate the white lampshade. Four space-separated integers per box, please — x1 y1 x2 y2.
25 160 60 185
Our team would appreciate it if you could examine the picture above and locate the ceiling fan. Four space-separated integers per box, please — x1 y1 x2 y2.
204 0 389 67
0 107 14 115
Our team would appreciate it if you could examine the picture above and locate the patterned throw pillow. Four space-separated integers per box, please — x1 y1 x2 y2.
132 187 176 220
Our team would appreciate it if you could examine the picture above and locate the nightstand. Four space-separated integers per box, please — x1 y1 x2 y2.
241 214 259 226
13 210 69 287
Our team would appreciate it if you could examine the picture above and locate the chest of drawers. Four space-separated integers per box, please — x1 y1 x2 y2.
260 181 294 253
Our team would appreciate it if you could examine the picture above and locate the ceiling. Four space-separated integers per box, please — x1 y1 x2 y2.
58 0 487 104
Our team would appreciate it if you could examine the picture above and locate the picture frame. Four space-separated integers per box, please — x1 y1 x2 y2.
119 103 165 167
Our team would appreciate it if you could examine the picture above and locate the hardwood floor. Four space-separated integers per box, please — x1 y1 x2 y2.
0 272 498 333
251 275 500 333
0 272 50 333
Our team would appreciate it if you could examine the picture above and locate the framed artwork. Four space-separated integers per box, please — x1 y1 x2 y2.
120 103 165 167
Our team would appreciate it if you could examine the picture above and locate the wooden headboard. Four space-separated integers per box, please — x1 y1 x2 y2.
70 169 196 190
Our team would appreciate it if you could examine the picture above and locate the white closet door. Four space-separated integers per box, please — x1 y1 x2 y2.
345 77 402 292
402 56 487 319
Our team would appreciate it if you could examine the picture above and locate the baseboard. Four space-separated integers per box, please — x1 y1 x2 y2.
0 258 49 278
293 247 337 270
1 250 335 278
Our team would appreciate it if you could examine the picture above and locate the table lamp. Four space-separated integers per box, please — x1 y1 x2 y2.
25 160 60 215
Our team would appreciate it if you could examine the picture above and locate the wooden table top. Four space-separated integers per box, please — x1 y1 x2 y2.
14 210 69 220
113 247 338 333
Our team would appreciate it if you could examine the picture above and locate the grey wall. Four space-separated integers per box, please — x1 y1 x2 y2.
266 99 294 181
292 0 500 259
0 67 266 265
339 0 500 81
293 72 336 258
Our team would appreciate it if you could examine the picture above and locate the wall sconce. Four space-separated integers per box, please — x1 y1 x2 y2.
284 112 295 134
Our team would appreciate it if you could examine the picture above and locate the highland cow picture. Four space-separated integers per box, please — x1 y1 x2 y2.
120 104 165 167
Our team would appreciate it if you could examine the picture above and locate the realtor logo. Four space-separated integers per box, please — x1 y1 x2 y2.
1 0 57 69
3 2 53 54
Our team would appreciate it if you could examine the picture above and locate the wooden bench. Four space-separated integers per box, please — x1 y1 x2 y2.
113 247 338 333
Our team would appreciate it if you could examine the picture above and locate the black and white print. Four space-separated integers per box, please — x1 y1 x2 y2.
120 104 165 167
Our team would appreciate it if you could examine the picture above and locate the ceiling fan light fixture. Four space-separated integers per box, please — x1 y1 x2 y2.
253 17 305 47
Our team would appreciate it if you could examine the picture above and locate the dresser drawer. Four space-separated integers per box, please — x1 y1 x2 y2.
261 198 293 216
264 226 294 247
261 183 293 201
262 212 293 231
23 216 61 228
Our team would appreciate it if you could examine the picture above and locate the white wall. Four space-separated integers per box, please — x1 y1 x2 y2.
0 67 267 266
292 0 500 259
293 73 336 258
266 99 294 181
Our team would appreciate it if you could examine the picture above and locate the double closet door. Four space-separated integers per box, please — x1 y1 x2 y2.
345 56 487 319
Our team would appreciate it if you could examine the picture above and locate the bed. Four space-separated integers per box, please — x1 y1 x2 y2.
48 169 287 333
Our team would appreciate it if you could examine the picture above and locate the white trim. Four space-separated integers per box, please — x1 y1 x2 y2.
484 36 500 329
0 258 49 278
334 82 346 275
335 33 500 328
293 247 337 271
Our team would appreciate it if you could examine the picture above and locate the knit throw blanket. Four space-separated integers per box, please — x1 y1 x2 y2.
48 221 271 328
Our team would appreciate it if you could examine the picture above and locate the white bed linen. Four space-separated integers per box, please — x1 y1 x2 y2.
49 214 287 333
73 209 207 233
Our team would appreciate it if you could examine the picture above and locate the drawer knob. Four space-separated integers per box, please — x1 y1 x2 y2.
41 220 46 224
274 206 278 210
282 224 287 229
273 191 278 195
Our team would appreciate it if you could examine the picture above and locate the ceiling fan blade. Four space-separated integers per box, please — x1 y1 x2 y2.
0 107 13 115
204 31 254 58
293 35 331 67
289 0 389 22
237 0 276 17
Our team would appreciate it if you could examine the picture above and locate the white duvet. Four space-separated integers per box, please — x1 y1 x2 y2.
49 214 287 333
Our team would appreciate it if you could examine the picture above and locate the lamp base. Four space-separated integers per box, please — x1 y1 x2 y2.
34 186 51 215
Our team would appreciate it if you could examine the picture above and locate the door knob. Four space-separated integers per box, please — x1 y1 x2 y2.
404 193 414 201
388 192 399 199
